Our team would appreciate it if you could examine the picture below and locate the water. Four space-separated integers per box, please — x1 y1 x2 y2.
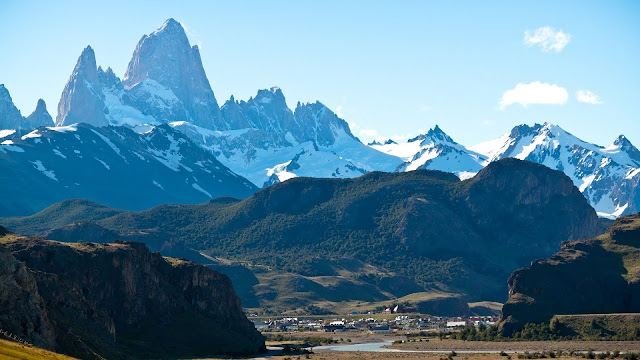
307 342 619 354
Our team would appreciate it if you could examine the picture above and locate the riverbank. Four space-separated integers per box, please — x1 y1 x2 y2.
389 339 640 352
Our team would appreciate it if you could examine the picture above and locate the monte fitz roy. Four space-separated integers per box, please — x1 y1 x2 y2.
1 18 638 219
1 12 640 360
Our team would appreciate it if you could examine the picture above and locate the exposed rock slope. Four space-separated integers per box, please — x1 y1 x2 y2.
500 213 640 334
0 228 264 358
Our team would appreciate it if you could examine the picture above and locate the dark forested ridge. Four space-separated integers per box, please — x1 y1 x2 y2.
2 159 603 309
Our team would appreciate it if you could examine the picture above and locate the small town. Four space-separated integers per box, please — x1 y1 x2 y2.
252 314 499 333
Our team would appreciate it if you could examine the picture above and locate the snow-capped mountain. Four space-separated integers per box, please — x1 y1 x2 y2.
122 18 223 129
371 125 486 180
0 123 256 216
2 18 637 218
174 87 399 186
48 19 400 187
0 85 53 130
56 19 221 129
470 123 640 218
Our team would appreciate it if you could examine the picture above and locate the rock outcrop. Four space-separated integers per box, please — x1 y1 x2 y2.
56 46 108 127
123 18 223 129
0 230 265 358
500 213 640 334
0 230 55 349
25 99 54 129
0 85 52 130
0 85 25 130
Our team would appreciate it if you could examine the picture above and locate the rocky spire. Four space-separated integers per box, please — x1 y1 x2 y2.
56 46 108 127
123 18 222 129
25 99 53 129
293 100 355 146
0 84 24 130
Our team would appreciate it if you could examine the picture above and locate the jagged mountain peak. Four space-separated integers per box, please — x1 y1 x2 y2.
508 123 543 139
153 18 185 36
25 99 54 128
426 125 454 143
56 46 108 127
34 98 47 112
613 134 636 149
97 65 122 89
407 125 455 145
0 84 10 98
0 84 25 130
608 134 640 165
73 45 99 83
253 87 288 107
122 19 222 129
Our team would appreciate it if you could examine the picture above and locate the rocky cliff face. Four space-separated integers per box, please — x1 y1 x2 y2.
500 213 640 334
0 85 26 130
25 99 54 129
0 229 55 349
0 85 53 130
56 46 108 127
0 230 264 358
123 18 223 129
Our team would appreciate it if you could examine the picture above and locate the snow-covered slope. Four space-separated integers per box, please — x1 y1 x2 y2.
172 89 400 187
0 123 256 216
4 18 637 218
470 123 640 218
371 125 486 180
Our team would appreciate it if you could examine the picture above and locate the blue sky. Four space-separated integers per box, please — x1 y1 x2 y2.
1 0 638 146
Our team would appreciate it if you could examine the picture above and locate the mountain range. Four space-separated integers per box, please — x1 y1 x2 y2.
1 159 603 313
1 18 638 218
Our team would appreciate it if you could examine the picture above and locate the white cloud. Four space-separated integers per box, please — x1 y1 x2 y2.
417 105 432 113
359 128 379 137
335 105 344 118
499 81 569 109
524 27 571 52
182 22 204 49
576 90 603 105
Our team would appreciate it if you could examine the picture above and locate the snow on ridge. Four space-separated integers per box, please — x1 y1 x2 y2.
30 160 58 181
53 149 67 159
46 124 78 133
21 130 41 140
94 157 111 170
90 128 125 160
0 129 16 139
169 121 252 139
192 183 212 198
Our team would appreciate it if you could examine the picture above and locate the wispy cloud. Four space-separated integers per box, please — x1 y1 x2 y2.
576 90 603 105
359 128 379 137
417 105 432 113
182 22 204 49
524 27 571 52
499 81 568 109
